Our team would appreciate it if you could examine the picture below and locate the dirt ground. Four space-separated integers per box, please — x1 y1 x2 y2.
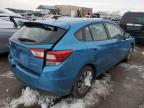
0 45 144 108
96 45 144 108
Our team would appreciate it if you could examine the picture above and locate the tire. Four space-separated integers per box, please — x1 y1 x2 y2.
124 47 133 62
72 66 94 98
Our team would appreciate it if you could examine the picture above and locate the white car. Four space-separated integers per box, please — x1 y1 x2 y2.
0 16 28 53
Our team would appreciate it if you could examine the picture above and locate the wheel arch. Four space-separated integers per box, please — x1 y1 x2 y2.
83 63 96 77
131 43 134 48
131 43 134 52
70 63 96 97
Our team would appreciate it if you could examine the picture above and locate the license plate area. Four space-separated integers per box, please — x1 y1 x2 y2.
19 51 29 66
12 43 29 66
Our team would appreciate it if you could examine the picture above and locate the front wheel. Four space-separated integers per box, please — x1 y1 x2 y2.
72 66 94 98
124 47 133 62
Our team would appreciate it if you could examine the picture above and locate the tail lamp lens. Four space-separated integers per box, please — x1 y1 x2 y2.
30 49 45 59
46 50 73 65
30 49 73 65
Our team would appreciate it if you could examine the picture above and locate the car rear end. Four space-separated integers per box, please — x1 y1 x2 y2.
8 21 75 96
120 12 144 43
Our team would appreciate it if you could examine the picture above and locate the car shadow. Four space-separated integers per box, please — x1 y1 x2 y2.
0 52 9 58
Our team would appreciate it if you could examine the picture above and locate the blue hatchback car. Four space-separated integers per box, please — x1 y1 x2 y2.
9 18 135 97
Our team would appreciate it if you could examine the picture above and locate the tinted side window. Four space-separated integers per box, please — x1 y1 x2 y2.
76 29 84 40
89 23 108 41
84 27 93 41
106 23 122 39
76 27 92 41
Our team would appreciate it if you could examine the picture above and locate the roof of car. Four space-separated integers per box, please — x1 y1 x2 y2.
30 18 104 29
57 18 103 25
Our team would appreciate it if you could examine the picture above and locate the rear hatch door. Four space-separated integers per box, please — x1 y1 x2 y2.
10 22 68 74
10 41 53 74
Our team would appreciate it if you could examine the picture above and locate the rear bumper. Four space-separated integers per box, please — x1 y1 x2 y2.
9 57 75 97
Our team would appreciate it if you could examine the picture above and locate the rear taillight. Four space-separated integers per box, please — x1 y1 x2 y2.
30 49 73 66
46 50 73 65
30 48 45 59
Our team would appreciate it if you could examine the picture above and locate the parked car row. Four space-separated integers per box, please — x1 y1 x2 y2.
8 18 135 97
111 17 121 25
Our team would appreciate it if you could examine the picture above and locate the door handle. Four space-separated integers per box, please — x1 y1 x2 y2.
112 44 118 47
92 48 97 50
90 48 97 51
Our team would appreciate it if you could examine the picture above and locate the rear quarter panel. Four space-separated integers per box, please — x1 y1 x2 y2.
52 23 97 81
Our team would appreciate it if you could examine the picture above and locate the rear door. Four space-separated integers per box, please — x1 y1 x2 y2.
10 23 67 74
84 22 117 75
105 22 127 60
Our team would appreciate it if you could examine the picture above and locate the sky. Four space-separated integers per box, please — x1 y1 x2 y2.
1 0 144 14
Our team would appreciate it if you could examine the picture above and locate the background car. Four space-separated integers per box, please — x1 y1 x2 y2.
0 15 29 54
119 12 144 44
111 17 121 25
9 18 135 97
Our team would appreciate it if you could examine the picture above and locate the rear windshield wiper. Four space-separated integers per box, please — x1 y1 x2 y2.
18 38 36 42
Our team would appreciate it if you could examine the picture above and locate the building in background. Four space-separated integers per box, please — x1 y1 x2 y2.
6 5 93 20
56 5 92 17
37 5 92 17
37 5 59 15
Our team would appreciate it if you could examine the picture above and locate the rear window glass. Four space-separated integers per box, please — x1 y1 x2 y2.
121 13 144 23
75 26 92 41
11 23 67 44
84 27 93 41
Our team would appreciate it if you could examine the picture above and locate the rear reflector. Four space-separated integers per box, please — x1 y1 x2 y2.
30 48 45 58
46 50 73 65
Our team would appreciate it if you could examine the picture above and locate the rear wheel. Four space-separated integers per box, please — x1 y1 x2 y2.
124 47 133 62
72 66 94 98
